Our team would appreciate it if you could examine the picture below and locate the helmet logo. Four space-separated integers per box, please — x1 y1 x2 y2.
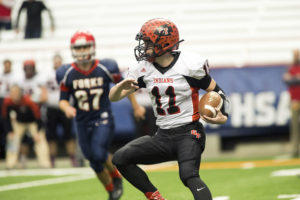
154 24 173 37
74 37 88 46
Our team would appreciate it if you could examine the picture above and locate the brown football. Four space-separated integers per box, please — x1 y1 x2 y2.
199 91 223 118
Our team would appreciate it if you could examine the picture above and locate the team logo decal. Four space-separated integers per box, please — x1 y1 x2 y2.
191 130 201 139
154 25 173 37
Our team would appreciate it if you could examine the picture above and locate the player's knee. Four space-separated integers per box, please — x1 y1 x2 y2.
112 147 127 166
90 162 104 173
91 149 107 164
179 161 199 186
80 148 92 161
112 149 123 166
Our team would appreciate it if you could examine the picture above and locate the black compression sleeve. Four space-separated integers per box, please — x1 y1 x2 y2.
213 84 229 117
184 75 212 90
213 84 225 95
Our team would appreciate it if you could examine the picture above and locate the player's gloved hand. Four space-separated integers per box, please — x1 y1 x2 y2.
65 106 77 118
133 105 146 121
201 108 227 124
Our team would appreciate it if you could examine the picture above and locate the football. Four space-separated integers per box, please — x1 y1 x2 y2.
199 91 223 118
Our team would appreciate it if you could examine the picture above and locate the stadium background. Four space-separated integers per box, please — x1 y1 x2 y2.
1 0 299 158
0 0 300 199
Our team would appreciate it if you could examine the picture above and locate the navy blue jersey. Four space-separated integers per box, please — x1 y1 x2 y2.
57 59 122 123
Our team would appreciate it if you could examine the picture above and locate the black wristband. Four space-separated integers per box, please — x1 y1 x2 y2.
213 84 229 117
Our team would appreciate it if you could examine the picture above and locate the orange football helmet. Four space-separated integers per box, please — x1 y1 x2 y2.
70 30 96 63
134 18 184 62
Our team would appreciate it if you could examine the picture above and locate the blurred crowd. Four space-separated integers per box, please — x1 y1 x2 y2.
0 0 54 40
0 54 85 169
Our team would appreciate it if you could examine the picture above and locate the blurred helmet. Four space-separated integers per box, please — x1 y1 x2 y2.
23 59 35 68
23 59 36 78
134 18 183 62
70 30 96 63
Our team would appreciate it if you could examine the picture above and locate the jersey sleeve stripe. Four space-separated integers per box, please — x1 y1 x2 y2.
24 96 41 119
98 63 117 82
61 66 74 85
60 83 69 92
191 87 200 122
112 73 122 83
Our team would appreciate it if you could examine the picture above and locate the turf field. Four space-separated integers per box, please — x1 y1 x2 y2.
0 159 299 200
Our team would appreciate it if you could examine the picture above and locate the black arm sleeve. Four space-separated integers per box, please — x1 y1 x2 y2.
213 84 230 117
184 75 212 90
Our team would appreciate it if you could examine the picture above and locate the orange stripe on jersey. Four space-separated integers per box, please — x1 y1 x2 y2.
112 73 122 83
60 83 69 92
22 96 41 119
191 87 200 121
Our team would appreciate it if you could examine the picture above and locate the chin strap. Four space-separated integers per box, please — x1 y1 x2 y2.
156 39 184 57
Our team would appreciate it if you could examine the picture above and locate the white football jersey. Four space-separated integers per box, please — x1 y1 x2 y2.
0 72 13 98
11 73 46 103
128 51 209 129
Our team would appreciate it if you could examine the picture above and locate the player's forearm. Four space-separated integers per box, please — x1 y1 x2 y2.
127 93 140 110
109 84 133 102
47 9 55 28
59 100 71 113
109 84 122 101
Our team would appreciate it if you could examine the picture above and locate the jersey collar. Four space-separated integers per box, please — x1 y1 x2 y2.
153 52 180 74
72 59 99 76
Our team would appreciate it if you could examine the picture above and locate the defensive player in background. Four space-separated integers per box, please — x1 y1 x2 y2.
2 84 50 169
9 59 50 168
56 30 145 200
109 18 230 200
0 59 13 158
45 54 77 168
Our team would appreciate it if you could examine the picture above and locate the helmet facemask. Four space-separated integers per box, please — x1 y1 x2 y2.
134 33 157 62
71 43 95 64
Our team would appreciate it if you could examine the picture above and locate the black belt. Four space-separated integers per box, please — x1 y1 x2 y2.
159 121 201 135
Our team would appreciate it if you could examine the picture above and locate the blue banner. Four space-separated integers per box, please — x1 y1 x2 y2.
205 65 290 137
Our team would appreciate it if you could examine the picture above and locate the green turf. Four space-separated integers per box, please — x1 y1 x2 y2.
0 165 299 200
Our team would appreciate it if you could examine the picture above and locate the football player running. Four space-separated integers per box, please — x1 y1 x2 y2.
109 18 230 200
57 30 145 200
